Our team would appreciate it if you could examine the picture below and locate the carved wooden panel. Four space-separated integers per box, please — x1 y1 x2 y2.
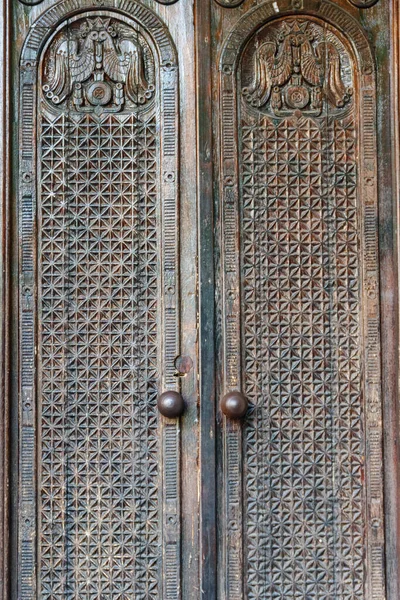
219 3 385 599
19 4 180 599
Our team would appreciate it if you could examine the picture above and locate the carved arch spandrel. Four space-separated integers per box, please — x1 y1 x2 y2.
218 2 384 599
19 2 180 599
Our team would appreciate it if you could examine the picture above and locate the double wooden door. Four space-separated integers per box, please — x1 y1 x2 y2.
1 0 399 599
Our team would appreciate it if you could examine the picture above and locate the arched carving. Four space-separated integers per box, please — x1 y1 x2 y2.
241 18 354 116
42 16 156 112
219 2 384 599
21 0 177 66
219 0 373 72
18 3 181 599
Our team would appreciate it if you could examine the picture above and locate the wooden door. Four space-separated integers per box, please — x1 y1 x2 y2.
3 1 199 599
0 1 399 600
209 1 399 599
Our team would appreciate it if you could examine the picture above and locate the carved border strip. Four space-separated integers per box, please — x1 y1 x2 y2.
213 0 379 9
18 0 182 7
0 0 10 598
160 58 181 600
18 57 36 600
218 1 384 599
19 2 180 599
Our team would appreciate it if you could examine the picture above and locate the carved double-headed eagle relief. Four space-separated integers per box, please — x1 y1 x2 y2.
42 17 155 113
243 19 353 116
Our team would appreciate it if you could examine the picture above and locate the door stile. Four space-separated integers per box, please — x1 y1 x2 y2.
380 1 400 598
160 58 182 600
218 53 244 600
0 0 11 599
195 1 217 599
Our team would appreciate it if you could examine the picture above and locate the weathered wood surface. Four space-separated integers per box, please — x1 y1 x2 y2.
0 1 398 599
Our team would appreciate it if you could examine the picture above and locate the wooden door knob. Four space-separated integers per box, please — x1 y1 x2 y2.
158 391 185 418
220 391 248 419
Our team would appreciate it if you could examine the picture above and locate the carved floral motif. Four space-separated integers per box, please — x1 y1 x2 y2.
243 19 353 116
42 17 155 113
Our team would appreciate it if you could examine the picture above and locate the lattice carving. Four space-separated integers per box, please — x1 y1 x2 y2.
39 109 160 600
241 113 364 598
42 17 155 113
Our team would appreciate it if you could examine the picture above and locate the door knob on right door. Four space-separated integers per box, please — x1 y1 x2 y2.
220 390 248 419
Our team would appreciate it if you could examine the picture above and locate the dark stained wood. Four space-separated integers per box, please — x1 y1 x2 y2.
0 1 399 599
375 0 400 597
7 2 199 599
195 2 217 599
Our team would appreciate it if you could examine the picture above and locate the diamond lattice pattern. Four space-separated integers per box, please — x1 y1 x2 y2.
241 115 363 599
39 112 160 599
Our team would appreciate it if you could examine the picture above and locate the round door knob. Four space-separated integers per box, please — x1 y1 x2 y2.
158 391 185 418
220 390 248 419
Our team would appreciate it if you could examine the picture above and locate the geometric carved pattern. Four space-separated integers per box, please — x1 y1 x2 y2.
38 111 160 598
241 114 364 598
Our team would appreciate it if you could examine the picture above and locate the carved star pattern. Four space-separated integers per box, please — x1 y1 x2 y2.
39 111 160 599
241 115 363 599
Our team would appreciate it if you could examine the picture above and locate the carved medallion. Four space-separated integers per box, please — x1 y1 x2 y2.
215 0 245 7
348 0 379 6
242 19 353 116
42 17 155 114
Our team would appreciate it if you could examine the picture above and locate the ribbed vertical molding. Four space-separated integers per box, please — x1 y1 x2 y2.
0 0 10 598
18 58 37 600
160 61 181 600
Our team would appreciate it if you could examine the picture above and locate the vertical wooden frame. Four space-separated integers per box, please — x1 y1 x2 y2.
381 0 400 598
0 0 10 599
195 1 218 598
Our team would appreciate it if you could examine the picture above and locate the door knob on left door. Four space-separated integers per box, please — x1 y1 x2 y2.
220 390 248 419
158 391 185 418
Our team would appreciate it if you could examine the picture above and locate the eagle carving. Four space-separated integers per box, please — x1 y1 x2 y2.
43 18 154 112
243 20 352 115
